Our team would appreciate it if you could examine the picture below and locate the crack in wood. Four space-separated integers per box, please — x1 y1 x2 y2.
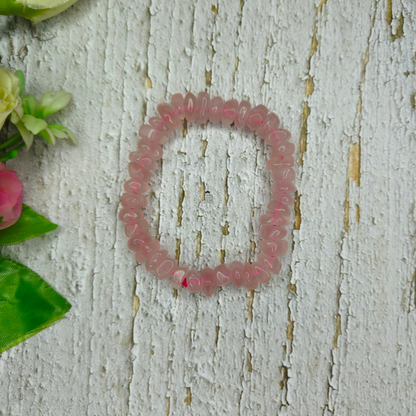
184 387 192 406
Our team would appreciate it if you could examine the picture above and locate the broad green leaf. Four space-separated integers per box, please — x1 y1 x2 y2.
21 114 47 135
40 91 72 118
0 204 58 245
15 70 25 96
0 258 71 354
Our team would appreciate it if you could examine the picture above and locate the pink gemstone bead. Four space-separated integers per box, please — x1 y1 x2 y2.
196 92 210 124
201 268 217 296
259 239 289 257
246 105 268 131
125 219 149 237
149 116 171 143
129 153 156 173
221 99 238 125
124 178 148 195
138 124 167 145
171 265 189 289
243 263 258 290
154 257 177 280
265 128 291 146
267 201 291 217
271 167 296 182
235 100 251 130
184 92 197 122
259 225 287 241
208 96 223 123
157 103 181 130
257 253 282 274
266 156 295 170
257 112 280 140
270 142 295 157
121 193 147 208
171 93 185 120
259 212 291 227
145 250 168 272
186 269 203 293
118 207 144 223
252 262 272 284
214 264 233 286
271 192 294 206
128 162 152 182
271 181 297 194
230 261 245 287
127 231 152 252
138 138 163 160
135 240 161 263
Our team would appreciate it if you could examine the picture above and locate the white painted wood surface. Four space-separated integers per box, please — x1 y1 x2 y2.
1 0 415 414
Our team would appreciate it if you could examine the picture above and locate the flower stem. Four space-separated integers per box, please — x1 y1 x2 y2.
0 142 24 162
0 133 22 150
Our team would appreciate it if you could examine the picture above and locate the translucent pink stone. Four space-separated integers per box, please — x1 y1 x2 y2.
271 192 294 206
171 93 185 120
259 239 289 257
259 212 291 226
155 257 177 280
259 225 287 241
201 268 217 296
252 262 272 284
127 231 152 252
157 103 181 130
149 116 171 143
257 112 280 140
265 128 291 146
138 154 157 171
208 96 223 123
267 201 291 217
196 92 210 124
124 178 148 195
257 253 282 274
214 264 233 286
135 240 160 263
138 138 163 160
270 142 295 157
128 162 152 182
186 269 203 293
271 167 296 182
121 193 147 208
171 265 189 289
221 99 238 125
266 156 295 170
125 219 149 237
184 92 197 122
138 124 167 145
145 250 168 272
235 100 251 130
118 207 144 223
243 263 258 290
246 105 268 131
271 181 297 194
230 261 245 287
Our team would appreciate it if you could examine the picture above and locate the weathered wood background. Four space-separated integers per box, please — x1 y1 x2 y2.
1 0 416 414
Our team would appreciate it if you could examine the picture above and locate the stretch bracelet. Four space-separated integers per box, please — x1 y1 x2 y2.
119 92 296 296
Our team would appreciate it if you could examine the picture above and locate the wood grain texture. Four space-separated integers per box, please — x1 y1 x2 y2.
0 0 415 415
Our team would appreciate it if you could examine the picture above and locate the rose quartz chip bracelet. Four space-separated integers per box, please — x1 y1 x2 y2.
119 92 296 296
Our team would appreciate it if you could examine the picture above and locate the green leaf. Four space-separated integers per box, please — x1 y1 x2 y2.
40 91 72 118
15 70 25 96
21 114 47 135
48 124 77 144
15 121 34 149
38 128 56 145
21 95 40 118
0 258 71 354
0 204 58 246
